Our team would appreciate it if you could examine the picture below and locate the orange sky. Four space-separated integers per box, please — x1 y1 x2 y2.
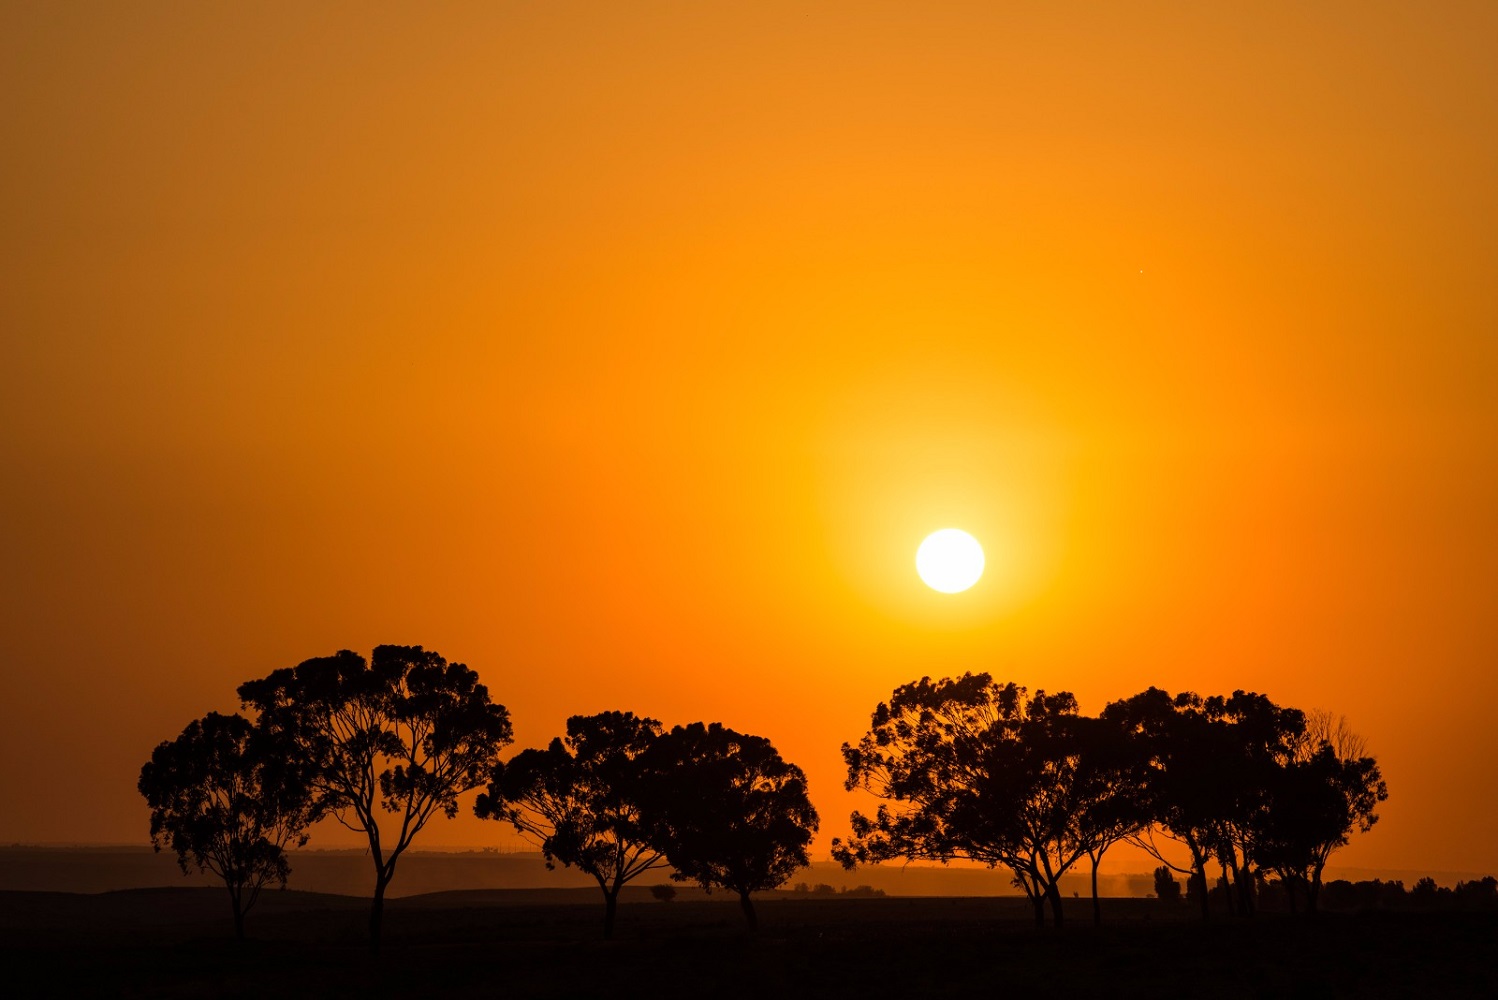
3 2 1496 875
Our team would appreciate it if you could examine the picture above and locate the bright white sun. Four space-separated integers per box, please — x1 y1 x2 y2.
916 529 985 593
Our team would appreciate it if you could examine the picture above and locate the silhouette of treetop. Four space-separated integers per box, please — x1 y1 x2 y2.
238 644 512 950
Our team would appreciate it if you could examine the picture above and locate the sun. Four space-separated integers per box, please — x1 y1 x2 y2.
916 529 985 593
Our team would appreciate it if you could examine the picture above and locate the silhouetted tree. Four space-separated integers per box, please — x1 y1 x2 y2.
138 712 320 939
474 711 666 939
650 883 677 903
238 645 511 951
1206 691 1314 916
1103 688 1297 920
1070 714 1152 924
1251 714 1386 913
640 722 818 931
834 674 1098 927
1153 865 1182 903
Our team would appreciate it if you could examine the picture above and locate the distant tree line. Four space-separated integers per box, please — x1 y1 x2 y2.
143 652 1406 945
139 645 816 947
790 882 888 898
1150 867 1498 913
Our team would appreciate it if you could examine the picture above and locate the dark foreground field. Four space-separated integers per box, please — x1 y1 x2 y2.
4 888 1495 999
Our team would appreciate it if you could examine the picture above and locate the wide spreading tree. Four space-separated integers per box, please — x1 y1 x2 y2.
138 711 320 939
238 645 512 950
475 711 667 939
640 722 818 931
834 674 1114 927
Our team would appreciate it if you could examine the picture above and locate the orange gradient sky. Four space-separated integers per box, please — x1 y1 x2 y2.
3 2 1496 875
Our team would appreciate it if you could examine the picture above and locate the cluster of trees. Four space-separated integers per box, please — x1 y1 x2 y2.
474 712 817 937
833 674 1388 927
139 647 816 947
141 652 1391 945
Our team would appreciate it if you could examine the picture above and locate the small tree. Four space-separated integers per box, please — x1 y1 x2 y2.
474 711 667 939
1153 865 1182 903
239 645 512 951
138 712 320 939
641 722 818 932
650 884 677 903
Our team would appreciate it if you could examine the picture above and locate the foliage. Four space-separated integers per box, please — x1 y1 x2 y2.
1251 735 1387 912
474 711 666 938
640 722 818 930
137 711 320 939
238 644 512 949
834 673 1131 927
1153 865 1182 902
1102 688 1306 918
839 677 1387 926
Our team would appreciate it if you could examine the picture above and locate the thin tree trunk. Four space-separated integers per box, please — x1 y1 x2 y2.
1030 892 1046 929
1194 863 1210 922
739 891 758 932
603 888 619 940
228 883 245 941
1090 855 1102 926
370 873 389 953
1237 864 1255 917
1046 882 1064 928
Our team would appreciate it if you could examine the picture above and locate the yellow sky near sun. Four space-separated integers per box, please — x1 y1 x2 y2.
2 1 1497 872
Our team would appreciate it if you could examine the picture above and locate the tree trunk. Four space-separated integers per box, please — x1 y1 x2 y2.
1232 863 1255 917
228 884 246 941
1309 861 1326 915
1029 892 1046 929
370 873 389 953
739 891 758 933
603 888 619 940
1090 856 1102 926
1194 864 1210 922
1045 882 1064 928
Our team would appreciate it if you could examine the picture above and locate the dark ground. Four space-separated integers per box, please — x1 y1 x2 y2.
3 887 1495 999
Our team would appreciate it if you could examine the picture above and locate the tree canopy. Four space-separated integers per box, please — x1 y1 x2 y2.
1102 687 1384 918
1251 716 1388 912
475 711 667 938
834 674 1126 926
640 722 818 931
238 644 512 949
138 711 320 939
839 676 1386 926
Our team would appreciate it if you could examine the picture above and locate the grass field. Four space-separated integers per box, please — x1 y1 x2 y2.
3 887 1495 999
